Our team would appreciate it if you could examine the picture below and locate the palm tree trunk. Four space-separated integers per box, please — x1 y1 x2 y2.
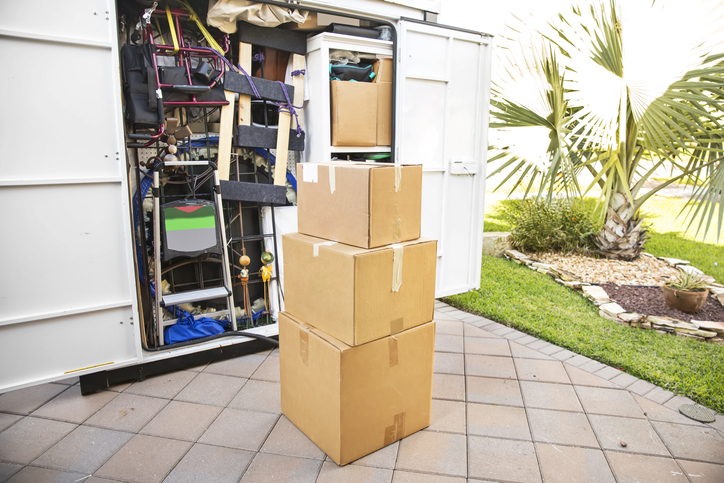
593 192 648 261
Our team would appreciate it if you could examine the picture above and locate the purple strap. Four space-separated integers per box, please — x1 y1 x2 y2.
275 81 304 137
291 69 306 77
237 64 262 100
253 52 265 62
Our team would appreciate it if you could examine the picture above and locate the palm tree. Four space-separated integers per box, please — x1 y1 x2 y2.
489 0 724 260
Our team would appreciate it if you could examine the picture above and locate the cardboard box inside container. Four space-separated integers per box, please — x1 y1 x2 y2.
280 312 435 466
373 58 393 146
297 162 422 248
283 232 436 346
331 80 377 147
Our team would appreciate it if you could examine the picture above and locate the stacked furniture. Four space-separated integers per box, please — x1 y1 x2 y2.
279 161 437 465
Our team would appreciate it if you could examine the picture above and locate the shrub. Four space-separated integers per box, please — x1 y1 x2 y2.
500 199 600 253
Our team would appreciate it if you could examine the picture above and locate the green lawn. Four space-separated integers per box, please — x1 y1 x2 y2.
446 195 724 412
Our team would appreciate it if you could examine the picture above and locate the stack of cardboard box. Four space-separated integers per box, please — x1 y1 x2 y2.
279 161 437 465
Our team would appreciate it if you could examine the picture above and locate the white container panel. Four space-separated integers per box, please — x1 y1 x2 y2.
401 79 446 168
0 38 122 182
0 184 134 324
0 306 138 392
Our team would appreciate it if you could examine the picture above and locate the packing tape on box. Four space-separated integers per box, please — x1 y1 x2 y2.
299 328 309 365
390 317 403 334
302 164 318 183
388 336 398 367
392 200 401 241
384 412 406 445
391 244 403 292
313 240 337 257
328 165 336 194
394 165 402 193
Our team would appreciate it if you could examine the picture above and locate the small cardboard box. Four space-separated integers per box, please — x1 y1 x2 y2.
282 232 436 346
280 312 435 466
373 58 393 146
297 162 422 248
331 80 377 147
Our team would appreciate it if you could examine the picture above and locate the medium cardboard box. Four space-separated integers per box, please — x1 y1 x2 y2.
279 312 435 466
331 80 377 147
282 232 436 346
373 58 393 146
297 162 422 248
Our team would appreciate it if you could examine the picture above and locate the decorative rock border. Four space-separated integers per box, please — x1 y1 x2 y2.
503 249 724 345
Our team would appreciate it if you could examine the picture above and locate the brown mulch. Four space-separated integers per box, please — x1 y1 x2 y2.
600 283 724 323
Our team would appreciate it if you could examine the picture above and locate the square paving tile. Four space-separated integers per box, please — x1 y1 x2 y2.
0 384 68 415
32 385 118 424
392 471 465 483
198 408 278 451
552 349 577 361
435 334 464 353
240 452 323 483
428 399 466 434
632 394 705 426
124 371 197 399
0 416 76 464
261 416 325 460
435 320 464 335
509 342 554 360
94 434 192 483
466 375 523 407
579 360 608 373
594 366 623 381
539 345 565 356
536 443 615 483
316 461 392 483
605 451 688 483
396 430 467 477
466 403 530 440
250 356 280 382
464 354 516 379
564 365 618 388
432 373 465 401
468 435 541 482
31 425 133 474
464 338 510 357
519 381 583 412
434 352 464 375
527 408 599 448
163 443 254 483
84 393 169 433
677 459 724 483
588 414 669 456
644 387 675 405
228 379 281 414
0 412 22 432
463 324 497 338
609 372 639 388
204 354 267 378
173 372 246 407
350 441 399 470
514 359 570 383
627 379 658 396
0 461 22 482
651 421 724 463
140 401 222 442
575 386 645 419
5 466 89 483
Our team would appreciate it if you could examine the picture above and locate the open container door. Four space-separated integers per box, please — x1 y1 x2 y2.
0 0 141 392
396 18 492 297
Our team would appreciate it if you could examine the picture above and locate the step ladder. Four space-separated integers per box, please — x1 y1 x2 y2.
152 160 236 346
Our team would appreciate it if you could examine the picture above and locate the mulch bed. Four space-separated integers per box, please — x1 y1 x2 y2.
601 283 724 323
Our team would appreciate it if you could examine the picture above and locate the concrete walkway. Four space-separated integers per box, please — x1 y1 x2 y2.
1 302 723 482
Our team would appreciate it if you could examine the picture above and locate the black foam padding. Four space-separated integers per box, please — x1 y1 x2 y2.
325 24 379 39
236 125 305 151
220 180 287 204
237 21 307 55
223 72 295 102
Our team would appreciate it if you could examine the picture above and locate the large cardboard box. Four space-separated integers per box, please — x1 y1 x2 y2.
373 58 393 146
331 80 377 147
280 312 435 466
297 162 422 248
283 232 436 346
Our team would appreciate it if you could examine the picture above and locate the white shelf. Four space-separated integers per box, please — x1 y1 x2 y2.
331 146 391 154
305 33 394 163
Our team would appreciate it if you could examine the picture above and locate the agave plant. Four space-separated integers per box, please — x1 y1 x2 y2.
665 270 710 292
489 0 724 260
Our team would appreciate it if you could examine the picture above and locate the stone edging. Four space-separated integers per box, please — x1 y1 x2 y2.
503 249 724 345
